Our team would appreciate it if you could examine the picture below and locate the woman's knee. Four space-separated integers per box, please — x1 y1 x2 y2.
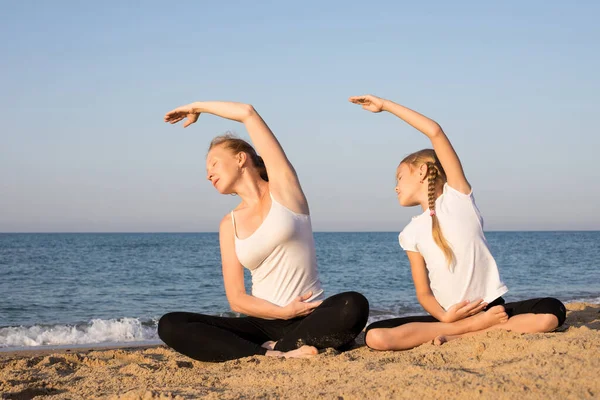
337 291 370 328
157 312 183 342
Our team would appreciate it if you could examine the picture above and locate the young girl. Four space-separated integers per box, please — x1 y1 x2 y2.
349 94 566 351
158 100 369 362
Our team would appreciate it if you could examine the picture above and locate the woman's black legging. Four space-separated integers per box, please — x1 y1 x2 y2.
365 297 567 337
158 291 369 362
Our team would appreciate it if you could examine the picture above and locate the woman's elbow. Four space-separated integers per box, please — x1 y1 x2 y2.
227 296 243 314
241 104 257 120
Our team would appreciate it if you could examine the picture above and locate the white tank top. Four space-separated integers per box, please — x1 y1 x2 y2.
231 193 325 308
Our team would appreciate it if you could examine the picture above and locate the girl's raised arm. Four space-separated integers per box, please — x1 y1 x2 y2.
349 95 471 194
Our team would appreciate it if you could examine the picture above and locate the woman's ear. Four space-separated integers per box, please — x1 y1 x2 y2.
236 152 248 167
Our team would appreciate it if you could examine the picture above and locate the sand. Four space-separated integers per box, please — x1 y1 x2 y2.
1 302 598 400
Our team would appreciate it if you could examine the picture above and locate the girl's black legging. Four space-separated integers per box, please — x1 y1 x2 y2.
158 291 369 362
365 297 567 335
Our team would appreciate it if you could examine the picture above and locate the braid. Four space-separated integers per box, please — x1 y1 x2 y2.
399 149 454 269
427 162 438 212
426 161 455 270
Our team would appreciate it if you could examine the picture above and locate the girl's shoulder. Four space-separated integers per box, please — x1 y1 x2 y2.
441 183 474 201
399 218 421 252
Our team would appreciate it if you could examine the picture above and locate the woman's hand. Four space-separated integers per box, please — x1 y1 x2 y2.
280 291 322 320
164 103 201 128
349 95 386 113
440 299 487 323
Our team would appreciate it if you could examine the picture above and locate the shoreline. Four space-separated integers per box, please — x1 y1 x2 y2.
0 302 598 399
1 298 599 356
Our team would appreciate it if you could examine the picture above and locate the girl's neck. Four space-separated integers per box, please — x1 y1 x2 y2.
419 187 443 212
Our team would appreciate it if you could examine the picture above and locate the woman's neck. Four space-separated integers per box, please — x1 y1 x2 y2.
235 174 269 208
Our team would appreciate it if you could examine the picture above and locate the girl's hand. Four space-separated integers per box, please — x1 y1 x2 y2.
281 291 322 320
441 299 487 323
349 95 386 113
164 103 201 128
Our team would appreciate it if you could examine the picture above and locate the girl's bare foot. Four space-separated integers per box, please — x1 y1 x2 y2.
434 305 508 346
433 335 449 346
470 305 508 331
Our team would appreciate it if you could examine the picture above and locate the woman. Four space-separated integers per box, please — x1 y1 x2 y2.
158 100 369 362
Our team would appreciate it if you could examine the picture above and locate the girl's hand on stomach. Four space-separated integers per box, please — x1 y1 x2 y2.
441 299 487 323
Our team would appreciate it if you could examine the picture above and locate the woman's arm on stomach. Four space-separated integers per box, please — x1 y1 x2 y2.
219 216 320 319
219 215 286 319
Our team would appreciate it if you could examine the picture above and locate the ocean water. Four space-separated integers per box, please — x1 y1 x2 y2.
1 232 599 350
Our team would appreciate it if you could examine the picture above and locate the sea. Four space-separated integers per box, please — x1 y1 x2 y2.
1 232 599 351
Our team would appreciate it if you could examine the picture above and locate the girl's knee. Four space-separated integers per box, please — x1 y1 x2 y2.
365 328 390 351
537 314 560 332
534 298 567 327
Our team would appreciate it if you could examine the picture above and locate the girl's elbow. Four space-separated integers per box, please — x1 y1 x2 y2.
428 123 444 138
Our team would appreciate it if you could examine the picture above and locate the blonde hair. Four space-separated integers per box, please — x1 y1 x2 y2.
400 149 455 269
208 133 268 182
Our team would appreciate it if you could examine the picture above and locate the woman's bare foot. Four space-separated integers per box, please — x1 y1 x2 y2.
265 345 318 359
283 345 318 359
261 340 277 350
433 305 508 346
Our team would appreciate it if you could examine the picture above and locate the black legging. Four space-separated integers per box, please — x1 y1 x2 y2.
365 297 566 337
158 291 369 362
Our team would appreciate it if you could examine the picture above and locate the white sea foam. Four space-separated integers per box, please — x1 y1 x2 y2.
0 317 159 348
566 296 600 304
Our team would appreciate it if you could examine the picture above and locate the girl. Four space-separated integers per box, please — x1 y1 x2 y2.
158 100 369 361
349 94 566 351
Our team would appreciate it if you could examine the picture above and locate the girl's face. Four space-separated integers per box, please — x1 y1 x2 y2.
206 145 243 195
395 163 426 207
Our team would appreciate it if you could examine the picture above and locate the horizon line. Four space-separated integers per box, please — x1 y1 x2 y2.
1 230 599 234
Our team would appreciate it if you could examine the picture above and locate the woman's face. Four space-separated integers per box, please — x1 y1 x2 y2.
206 145 242 195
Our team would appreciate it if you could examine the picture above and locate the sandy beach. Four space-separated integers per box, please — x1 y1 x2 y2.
1 302 598 399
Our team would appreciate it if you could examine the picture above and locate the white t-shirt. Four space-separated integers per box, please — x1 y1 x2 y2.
399 183 508 310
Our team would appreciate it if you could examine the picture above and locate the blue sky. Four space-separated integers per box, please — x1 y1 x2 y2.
1 1 598 232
